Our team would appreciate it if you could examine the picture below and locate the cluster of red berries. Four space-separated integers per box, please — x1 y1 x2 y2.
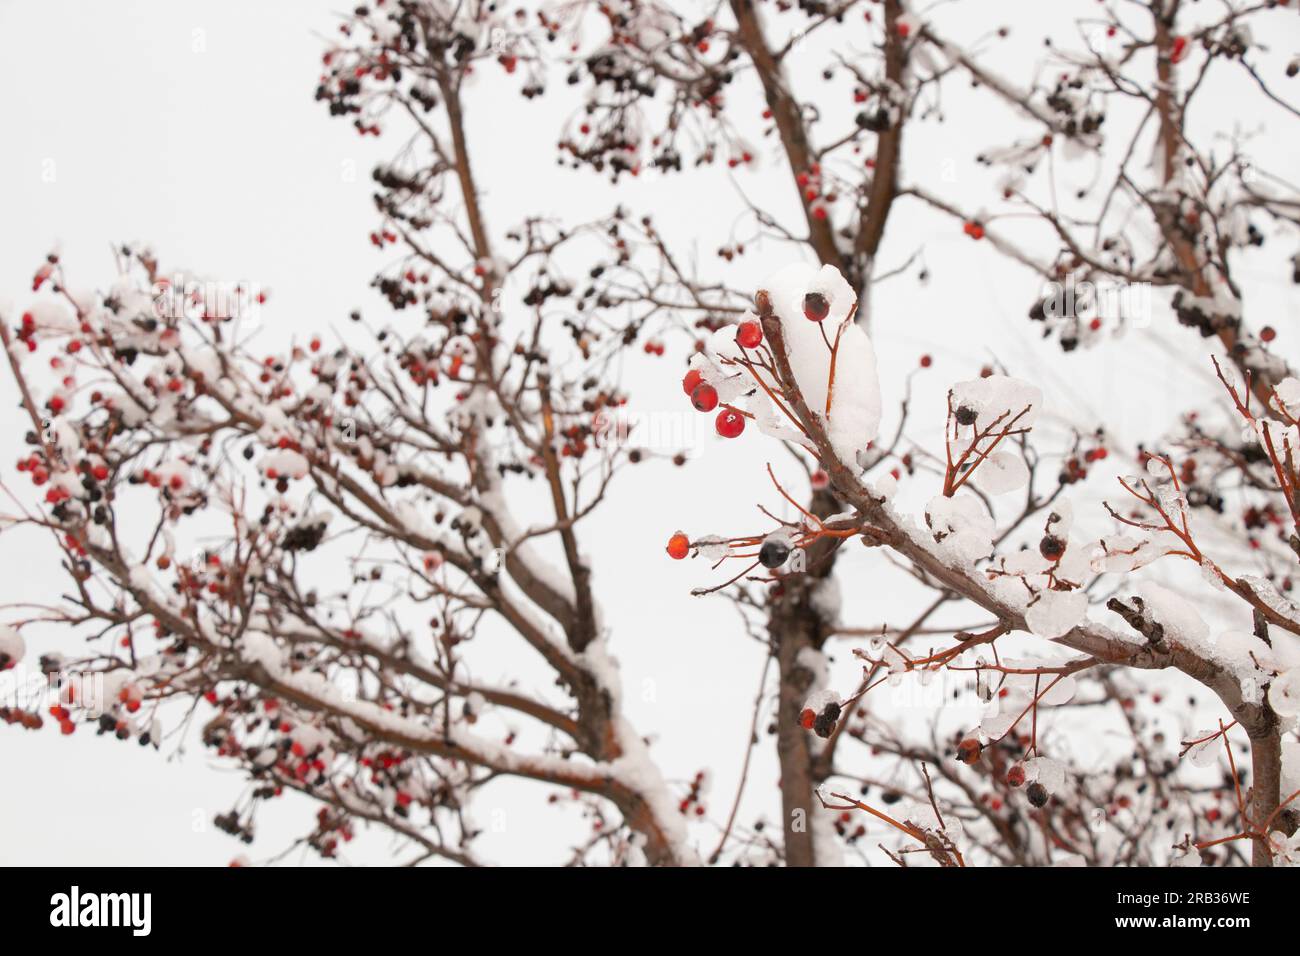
1060 446 1107 484
677 770 708 817
48 704 77 736
14 311 40 353
681 368 747 438
962 221 986 240
310 806 355 859
0 707 43 730
16 454 51 487
795 165 834 220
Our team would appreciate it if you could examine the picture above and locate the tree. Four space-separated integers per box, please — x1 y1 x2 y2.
3 0 1299 867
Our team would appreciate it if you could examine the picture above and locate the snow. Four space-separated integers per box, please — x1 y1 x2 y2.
0 625 25 667
809 577 841 626
1269 668 1300 719
1022 755 1067 794
950 374 1042 432
761 263 882 466
972 450 1029 495
1135 581 1210 646
924 493 995 564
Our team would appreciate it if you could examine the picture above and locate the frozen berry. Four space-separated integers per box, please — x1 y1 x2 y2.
799 708 816 730
666 532 690 560
956 738 982 765
736 320 763 349
716 409 745 438
1026 782 1049 808
802 292 830 322
691 383 719 412
682 369 704 396
1006 764 1026 788
758 538 791 569
1039 535 1066 561
954 405 978 427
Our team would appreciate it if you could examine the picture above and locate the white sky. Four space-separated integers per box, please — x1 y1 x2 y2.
1 0 1298 865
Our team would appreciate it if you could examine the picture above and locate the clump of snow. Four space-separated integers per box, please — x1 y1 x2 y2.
0 625 25 668
760 263 881 465
1270 668 1300 719
925 494 994 564
1022 755 1067 795
950 374 1042 432
1135 581 1209 645
809 577 841 626
1024 588 1087 639
1275 377 1300 417
972 450 1029 495
261 449 309 480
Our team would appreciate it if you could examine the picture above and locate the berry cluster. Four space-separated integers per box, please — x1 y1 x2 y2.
800 700 842 739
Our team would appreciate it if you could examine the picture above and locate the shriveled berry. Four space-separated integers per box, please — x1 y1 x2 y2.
1026 782 1049 808
954 405 978 427
666 532 690 560
802 292 830 322
691 383 719 412
716 409 745 438
956 738 982 765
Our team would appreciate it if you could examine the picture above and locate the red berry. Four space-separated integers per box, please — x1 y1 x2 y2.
682 369 704 396
691 383 719 412
1261 326 1276 343
736 320 763 349
799 708 816 730
1006 764 1026 788
802 292 830 322
956 738 982 765
715 409 745 438
919 354 932 368
666 532 690 560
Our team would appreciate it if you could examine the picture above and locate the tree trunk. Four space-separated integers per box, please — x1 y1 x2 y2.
769 490 842 865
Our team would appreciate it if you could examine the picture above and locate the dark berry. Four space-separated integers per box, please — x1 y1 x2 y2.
803 292 830 322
